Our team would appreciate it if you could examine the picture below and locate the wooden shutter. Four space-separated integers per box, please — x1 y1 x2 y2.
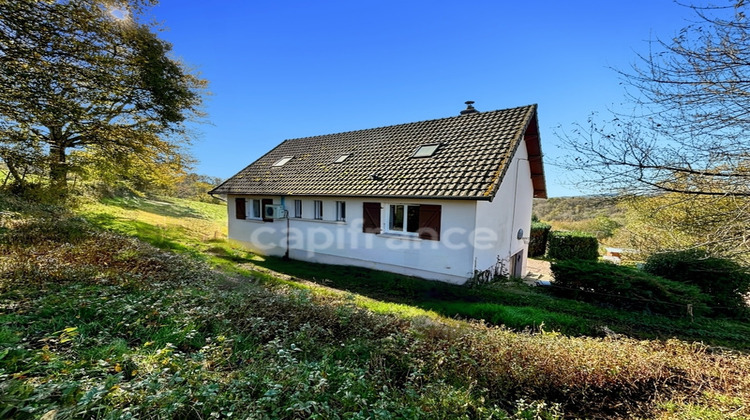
262 198 273 222
235 197 246 220
418 204 441 241
362 202 381 234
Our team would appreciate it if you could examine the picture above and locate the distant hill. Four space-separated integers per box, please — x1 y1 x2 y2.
533 196 625 222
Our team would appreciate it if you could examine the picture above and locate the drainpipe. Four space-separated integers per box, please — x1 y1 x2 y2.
284 209 290 261
280 196 290 260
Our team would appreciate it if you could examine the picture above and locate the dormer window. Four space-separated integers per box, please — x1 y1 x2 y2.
272 156 294 167
412 144 440 158
333 154 350 163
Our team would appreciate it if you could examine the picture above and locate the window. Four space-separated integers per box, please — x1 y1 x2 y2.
251 199 261 218
313 200 323 220
412 144 440 158
389 204 419 233
333 154 350 163
336 201 346 221
272 156 293 167
385 203 442 241
294 200 302 218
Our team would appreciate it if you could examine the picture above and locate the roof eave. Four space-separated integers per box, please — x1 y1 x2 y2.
524 109 548 199
218 191 495 201
480 105 547 201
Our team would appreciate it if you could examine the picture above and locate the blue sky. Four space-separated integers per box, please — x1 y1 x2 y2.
150 1 697 197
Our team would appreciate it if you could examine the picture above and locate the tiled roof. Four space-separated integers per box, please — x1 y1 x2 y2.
210 104 547 200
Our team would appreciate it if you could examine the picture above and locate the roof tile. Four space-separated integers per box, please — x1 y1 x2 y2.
211 104 545 200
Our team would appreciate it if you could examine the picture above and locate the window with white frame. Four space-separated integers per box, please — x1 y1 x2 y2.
251 199 261 219
333 154 350 163
336 201 346 221
294 200 302 218
272 156 294 167
412 144 440 158
369 203 441 241
313 200 323 220
388 204 420 233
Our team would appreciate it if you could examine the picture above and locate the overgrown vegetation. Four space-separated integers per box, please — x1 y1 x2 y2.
618 194 750 266
550 260 710 318
532 196 624 223
645 250 750 318
237 254 750 350
2 194 749 418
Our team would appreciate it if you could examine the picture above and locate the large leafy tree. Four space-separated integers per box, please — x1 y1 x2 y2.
613 193 750 264
0 0 205 193
561 1 750 259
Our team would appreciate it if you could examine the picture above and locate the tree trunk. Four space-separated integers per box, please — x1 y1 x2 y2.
49 138 68 194
3 158 23 185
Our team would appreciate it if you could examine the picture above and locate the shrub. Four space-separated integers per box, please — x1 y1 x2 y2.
528 222 551 258
547 231 599 261
644 250 750 317
550 259 709 317
592 215 621 239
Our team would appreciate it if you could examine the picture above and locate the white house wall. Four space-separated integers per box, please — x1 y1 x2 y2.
473 139 534 277
227 196 478 284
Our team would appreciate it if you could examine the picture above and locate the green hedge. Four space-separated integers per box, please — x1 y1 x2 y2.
644 250 750 318
550 259 709 317
547 231 599 260
528 222 551 258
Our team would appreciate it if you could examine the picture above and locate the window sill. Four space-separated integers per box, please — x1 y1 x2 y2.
290 218 346 225
240 218 266 223
378 232 421 241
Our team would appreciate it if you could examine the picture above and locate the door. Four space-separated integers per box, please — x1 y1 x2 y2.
510 251 524 278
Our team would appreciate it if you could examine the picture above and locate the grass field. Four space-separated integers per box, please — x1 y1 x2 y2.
1 194 749 418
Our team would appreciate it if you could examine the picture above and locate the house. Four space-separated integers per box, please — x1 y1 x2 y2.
603 248 623 264
603 247 639 264
209 102 547 284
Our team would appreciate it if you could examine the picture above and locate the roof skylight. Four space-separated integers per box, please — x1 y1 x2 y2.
412 144 440 158
333 154 350 163
272 156 294 167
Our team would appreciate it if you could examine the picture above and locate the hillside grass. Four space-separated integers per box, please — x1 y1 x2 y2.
1 194 749 418
79 196 750 349
81 196 227 253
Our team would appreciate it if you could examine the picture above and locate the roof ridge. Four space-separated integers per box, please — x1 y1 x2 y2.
284 104 537 143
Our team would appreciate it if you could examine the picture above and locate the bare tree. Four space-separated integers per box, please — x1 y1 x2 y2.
561 1 750 198
560 1 750 259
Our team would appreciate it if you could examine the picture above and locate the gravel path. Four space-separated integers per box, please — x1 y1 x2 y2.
525 258 553 282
